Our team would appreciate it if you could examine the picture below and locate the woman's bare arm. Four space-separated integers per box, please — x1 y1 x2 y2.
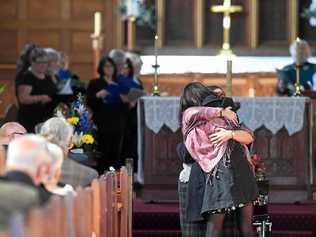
209 127 254 146
17 85 51 104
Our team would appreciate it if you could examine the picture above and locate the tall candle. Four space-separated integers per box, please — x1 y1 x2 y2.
94 12 102 36
154 35 158 65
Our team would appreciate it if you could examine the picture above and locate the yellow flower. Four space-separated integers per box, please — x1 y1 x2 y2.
67 117 79 125
81 134 94 144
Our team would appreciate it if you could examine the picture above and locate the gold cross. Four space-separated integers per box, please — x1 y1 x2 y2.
211 0 243 56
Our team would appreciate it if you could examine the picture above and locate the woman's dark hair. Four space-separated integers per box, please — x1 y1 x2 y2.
202 95 240 112
97 56 117 80
29 47 47 63
125 58 134 78
179 82 216 123
16 44 38 77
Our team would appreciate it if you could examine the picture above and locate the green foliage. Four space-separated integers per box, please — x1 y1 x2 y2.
0 84 5 95
118 1 156 30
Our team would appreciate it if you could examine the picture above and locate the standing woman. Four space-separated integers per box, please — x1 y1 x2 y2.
87 56 127 173
17 47 57 132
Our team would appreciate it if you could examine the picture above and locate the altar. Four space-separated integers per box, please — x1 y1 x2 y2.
137 96 313 203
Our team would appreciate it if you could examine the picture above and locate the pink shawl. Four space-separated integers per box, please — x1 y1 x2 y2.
182 106 252 173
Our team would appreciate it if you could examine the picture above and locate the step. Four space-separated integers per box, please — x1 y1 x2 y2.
133 212 180 230
271 230 314 237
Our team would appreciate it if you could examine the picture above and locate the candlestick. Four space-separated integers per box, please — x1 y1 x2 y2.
226 59 232 97
94 12 102 36
294 37 302 96
152 35 160 95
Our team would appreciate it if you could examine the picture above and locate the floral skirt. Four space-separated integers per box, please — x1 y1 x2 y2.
201 141 259 217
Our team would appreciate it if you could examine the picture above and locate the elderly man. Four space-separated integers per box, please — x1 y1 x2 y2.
0 122 27 146
40 117 98 187
0 134 53 229
3 134 52 204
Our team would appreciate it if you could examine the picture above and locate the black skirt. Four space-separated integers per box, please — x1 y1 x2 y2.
201 141 259 217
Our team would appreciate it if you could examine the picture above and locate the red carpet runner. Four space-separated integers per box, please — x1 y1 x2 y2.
133 200 316 237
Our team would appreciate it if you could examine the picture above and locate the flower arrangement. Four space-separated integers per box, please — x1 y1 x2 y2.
251 154 266 181
66 94 96 150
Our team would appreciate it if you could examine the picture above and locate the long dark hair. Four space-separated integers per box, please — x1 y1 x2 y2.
97 56 117 81
179 82 216 122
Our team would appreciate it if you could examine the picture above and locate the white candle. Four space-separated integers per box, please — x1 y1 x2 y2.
94 12 102 35
154 35 158 65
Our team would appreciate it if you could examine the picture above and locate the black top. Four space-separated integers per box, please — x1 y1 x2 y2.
17 71 57 132
2 171 52 205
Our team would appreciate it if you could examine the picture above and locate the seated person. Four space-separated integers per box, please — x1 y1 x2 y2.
40 117 98 187
3 134 53 205
276 39 316 96
45 142 75 196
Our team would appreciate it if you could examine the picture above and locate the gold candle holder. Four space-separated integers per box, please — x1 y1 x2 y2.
294 37 302 96
152 35 160 96
294 64 302 96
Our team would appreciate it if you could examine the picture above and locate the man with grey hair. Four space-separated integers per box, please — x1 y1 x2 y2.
40 117 98 187
276 39 316 96
3 134 52 205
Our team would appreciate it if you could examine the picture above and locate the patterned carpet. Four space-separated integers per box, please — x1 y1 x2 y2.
133 200 316 237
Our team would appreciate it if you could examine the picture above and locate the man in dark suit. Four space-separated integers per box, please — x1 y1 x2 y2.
0 182 39 230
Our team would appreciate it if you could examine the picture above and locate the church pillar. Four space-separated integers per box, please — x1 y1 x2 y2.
194 0 204 48
156 0 165 48
288 0 298 42
249 0 258 48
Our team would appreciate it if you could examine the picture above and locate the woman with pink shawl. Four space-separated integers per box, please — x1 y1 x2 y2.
180 82 258 237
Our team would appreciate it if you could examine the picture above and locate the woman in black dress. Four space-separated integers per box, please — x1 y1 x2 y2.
17 47 57 132
86 57 128 173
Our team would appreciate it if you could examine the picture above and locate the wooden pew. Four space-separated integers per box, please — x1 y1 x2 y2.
2 163 133 237
118 160 133 237
91 179 101 237
99 171 119 237
73 188 93 237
